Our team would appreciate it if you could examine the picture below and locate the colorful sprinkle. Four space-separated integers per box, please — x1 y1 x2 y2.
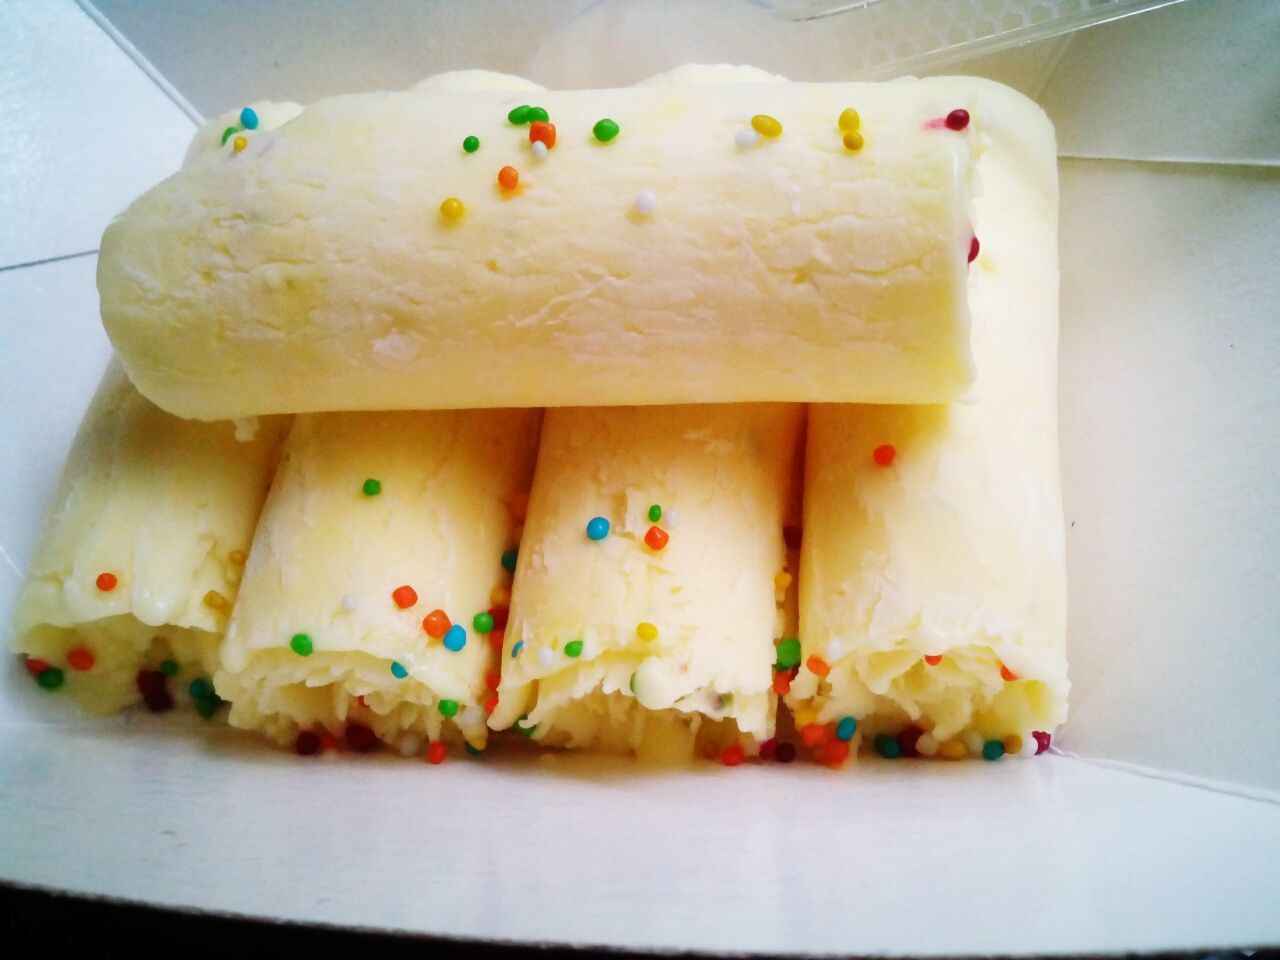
897 724 924 757
527 106 550 123
969 234 980 263
633 189 657 215
514 714 537 737
982 739 1006 761
734 129 759 149
346 722 377 752
801 723 831 747
924 654 943 666
36 667 65 691
232 135 248 153
290 633 314 657
1000 663 1019 682
1004 734 1024 756
220 126 237 146
143 687 174 713
721 744 745 766
295 730 322 756
96 572 118 592
792 705 817 728
483 694 499 714
23 657 49 677
427 741 447 764
508 105 531 125
806 654 830 678
664 508 681 529
873 444 896 466
362 478 382 496
440 197 465 220
775 741 797 763
939 738 968 760
946 108 971 131
136 669 165 697
484 671 501 692
774 637 802 670
915 733 940 757
511 640 524 658
396 733 423 758
422 609 450 639
783 525 802 550
501 548 518 573
189 677 213 700
438 699 459 717
586 516 610 540
66 648 95 671
751 114 782 138
838 108 861 132
774 571 793 591
203 589 230 612
564 639 584 658
462 135 480 153
159 659 180 677
643 526 669 551
489 606 509 629
759 738 777 761
822 739 851 766
532 141 548 160
1033 730 1052 755
473 612 495 634
392 585 418 609
390 661 408 679
443 624 467 652
529 121 556 149
842 131 865 152
592 118 620 143
647 503 662 523
835 716 857 741
488 628 505 654
497 165 519 190
635 622 658 642
873 734 902 759
771 671 791 695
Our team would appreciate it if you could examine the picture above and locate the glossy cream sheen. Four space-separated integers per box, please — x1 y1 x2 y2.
98 76 979 420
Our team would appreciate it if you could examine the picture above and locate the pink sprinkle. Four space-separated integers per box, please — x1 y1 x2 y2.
1033 730 1052 755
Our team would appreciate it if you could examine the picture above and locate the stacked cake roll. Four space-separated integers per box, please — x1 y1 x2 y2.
10 66 1066 764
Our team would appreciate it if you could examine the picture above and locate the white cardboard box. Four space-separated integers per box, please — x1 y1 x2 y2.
1 0 1277 953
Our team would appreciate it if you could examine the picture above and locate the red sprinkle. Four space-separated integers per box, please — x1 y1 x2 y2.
924 654 943 666
968 234 980 263
822 739 851 766
497 165 519 190
427 741 447 764
783 525 803 550
357 695 367 707
136 669 166 697
392 585 418 609
489 606 510 630
95 572 118 592
1000 663 1019 682
423 609 451 639
721 744 745 767
295 730 322 756
897 724 924 757
945 108 970 131
759 737 777 761
143 689 174 713
483 694 499 714
775 742 797 763
801 723 831 748
24 657 50 677
484 671 501 691
806 655 830 678
318 731 339 752
345 722 377 752
66 648 95 671
873 444 896 467
529 121 557 148
644 526 669 551
1033 730 1052 755
771 671 791 696
488 628 505 654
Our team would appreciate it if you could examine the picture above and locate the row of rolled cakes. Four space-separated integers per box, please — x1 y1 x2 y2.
10 67 1066 762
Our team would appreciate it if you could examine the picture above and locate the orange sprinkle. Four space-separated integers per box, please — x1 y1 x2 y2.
924 654 943 666
806 655 830 677
939 739 968 760
483 694 499 714
427 741 447 764
529 121 556 148
774 571 793 591
392 585 418 609
497 165 519 190
485 671 502 691
822 739 851 766
1004 734 1024 755
1000 663 1019 682
490 585 512 608
801 722 831 747
422 609 451 639
95 572 118 592
772 671 791 696
67 648 95 671
873 444 896 466
644 526 670 551
721 744 745 766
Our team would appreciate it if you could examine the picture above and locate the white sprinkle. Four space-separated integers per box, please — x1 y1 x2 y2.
633 189 657 215
1021 734 1039 757
397 733 423 758
734 128 759 149
915 732 939 758
531 140 548 160
664 508 681 530
342 594 358 611
963 729 984 756
538 648 555 667
826 639 844 663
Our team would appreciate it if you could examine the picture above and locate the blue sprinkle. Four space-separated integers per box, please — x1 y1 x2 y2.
443 624 467 652
586 516 610 541
390 661 408 679
240 106 259 130
511 639 524 658
465 742 484 756
835 716 857 741
982 740 1006 761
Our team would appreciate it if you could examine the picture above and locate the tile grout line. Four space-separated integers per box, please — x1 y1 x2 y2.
0 249 98 274
74 0 205 126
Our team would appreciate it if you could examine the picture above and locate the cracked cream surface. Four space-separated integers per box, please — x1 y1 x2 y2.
98 76 979 420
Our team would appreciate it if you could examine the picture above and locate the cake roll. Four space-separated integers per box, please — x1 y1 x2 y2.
98 76 981 420
9 363 286 714
490 404 803 762
789 80 1067 762
215 409 540 756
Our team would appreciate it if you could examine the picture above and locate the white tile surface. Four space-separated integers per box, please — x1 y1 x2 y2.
0 0 195 268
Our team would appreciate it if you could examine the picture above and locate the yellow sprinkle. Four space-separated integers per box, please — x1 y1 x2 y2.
774 571 793 591
232 135 248 152
1004 734 1023 756
843 131 865 152
636 622 658 642
838 108 861 132
228 550 247 565
490 584 512 608
440 197 465 220
751 114 782 138
792 706 817 728
202 589 229 612
939 739 968 760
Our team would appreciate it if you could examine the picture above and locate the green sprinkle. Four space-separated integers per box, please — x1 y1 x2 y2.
290 633 314 657
501 548 518 573
194 696 219 719
362 478 382 497
982 740 1006 761
439 699 459 717
874 733 902 759
159 659 180 677
507 104 531 125
593 118 620 143
629 672 637 694
462 135 480 153
774 637 802 670
647 503 662 522
527 106 549 123
36 668 65 691
188 677 213 700
220 126 238 146
473 612 494 634
514 714 537 737
564 639 584 658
